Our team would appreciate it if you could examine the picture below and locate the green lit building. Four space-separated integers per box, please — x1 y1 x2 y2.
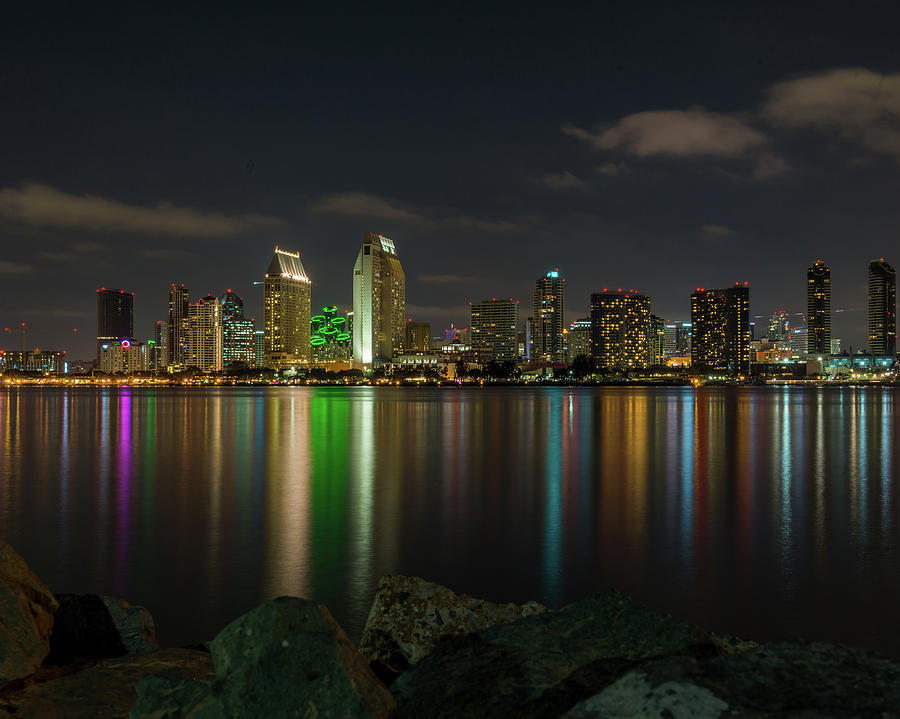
311 306 351 363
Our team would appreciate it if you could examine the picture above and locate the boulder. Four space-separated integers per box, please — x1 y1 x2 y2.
0 648 213 719
391 589 713 719
0 542 59 687
131 596 397 719
562 641 900 717
49 594 158 662
359 575 547 678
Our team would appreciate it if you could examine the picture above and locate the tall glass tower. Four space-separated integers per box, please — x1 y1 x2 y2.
96 288 134 359
263 247 311 368
807 260 831 355
166 284 189 370
532 269 565 363
868 258 897 356
352 233 405 367
690 284 751 376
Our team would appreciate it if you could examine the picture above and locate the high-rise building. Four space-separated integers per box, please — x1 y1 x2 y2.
868 258 897 356
352 233 405 366
649 314 666 366
767 310 791 346
690 284 751 375
221 289 255 368
166 284 190 370
96 288 134 359
99 339 149 374
310 306 351 363
590 290 651 370
568 318 592 358
153 320 167 371
790 325 808 359
187 294 223 372
532 270 565 362
254 330 265 368
264 247 312 368
469 299 519 362
807 260 831 354
664 321 692 358
405 321 431 354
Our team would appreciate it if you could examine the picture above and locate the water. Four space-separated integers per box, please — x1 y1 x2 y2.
1 386 898 656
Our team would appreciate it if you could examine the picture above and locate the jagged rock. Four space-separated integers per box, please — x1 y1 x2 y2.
49 594 158 662
562 642 900 717
0 648 212 718
359 575 547 678
391 589 713 719
130 596 397 719
0 542 59 687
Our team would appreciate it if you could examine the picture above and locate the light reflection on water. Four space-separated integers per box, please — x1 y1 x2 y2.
0 386 898 656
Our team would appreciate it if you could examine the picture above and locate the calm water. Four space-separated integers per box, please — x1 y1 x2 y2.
1 386 898 655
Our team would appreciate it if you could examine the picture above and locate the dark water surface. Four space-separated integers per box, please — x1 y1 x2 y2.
1 386 898 655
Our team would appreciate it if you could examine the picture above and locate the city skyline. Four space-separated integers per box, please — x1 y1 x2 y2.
3 5 900 356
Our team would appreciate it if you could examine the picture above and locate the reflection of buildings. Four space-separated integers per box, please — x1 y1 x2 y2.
532 270 565 362
96 288 134 360
469 298 519 362
264 247 312 368
352 233 405 367
590 290 650 370
221 290 255 368
868 258 896 356
807 260 831 354
690 284 750 375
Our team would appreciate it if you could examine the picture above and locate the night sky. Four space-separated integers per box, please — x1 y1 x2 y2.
2 3 900 358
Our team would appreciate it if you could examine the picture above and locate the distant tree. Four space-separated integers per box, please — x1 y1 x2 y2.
571 354 594 380
455 359 469 378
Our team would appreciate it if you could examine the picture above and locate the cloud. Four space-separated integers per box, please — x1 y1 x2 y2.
309 192 527 232
563 108 767 158
419 274 474 284
0 182 285 236
137 249 200 261
0 260 32 275
531 171 589 191
699 224 737 238
595 162 625 177
762 67 900 159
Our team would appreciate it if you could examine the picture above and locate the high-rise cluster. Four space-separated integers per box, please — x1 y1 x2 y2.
352 233 406 367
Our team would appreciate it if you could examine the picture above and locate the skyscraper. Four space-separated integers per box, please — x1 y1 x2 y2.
649 314 666 366
166 284 189 370
153 320 167 372
590 290 651 370
690 284 751 375
96 288 134 359
568 318 592 358
469 299 519 362
807 260 831 354
532 270 565 363
868 258 897 356
187 294 223 372
221 289 255 368
352 233 405 366
264 247 312 368
405 321 431 354
767 310 790 346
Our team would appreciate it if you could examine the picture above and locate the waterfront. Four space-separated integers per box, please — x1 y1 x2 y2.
0 386 898 656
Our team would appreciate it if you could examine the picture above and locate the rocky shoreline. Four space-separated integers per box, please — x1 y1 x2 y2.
2 542 899 717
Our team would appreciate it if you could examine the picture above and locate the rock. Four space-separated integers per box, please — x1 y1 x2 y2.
563 641 900 717
359 575 548 678
0 542 59 687
130 596 397 719
0 648 213 719
49 594 158 662
392 589 713 719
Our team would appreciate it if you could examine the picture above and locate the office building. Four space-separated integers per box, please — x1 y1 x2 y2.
166 284 190 370
532 269 565 362
767 310 791 347
221 290 255 368
99 339 149 374
352 233 405 366
254 330 265 368
807 260 831 354
405 321 431 354
690 284 751 375
664 321 692 358
868 258 897 356
469 298 519 362
264 247 312 367
0 350 68 374
568 318 592 358
188 294 223 372
153 320 167 371
96 288 134 360
590 290 651 370
649 314 666 365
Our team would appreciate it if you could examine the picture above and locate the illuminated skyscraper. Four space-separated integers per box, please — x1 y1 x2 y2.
590 290 651 370
264 247 312 367
690 284 751 375
221 289 255 367
807 260 831 354
767 310 790 346
405 321 431 354
470 299 519 362
568 318 592 358
664 321 692 358
187 294 223 372
649 314 666 365
96 288 134 359
532 270 565 362
352 233 405 366
153 320 167 371
166 284 189 370
868 258 897 356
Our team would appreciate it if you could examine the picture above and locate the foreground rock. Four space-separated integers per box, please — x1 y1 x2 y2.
0 648 212 719
131 596 397 718
49 594 158 662
0 542 59 687
359 575 547 677
563 642 900 717
392 589 713 719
